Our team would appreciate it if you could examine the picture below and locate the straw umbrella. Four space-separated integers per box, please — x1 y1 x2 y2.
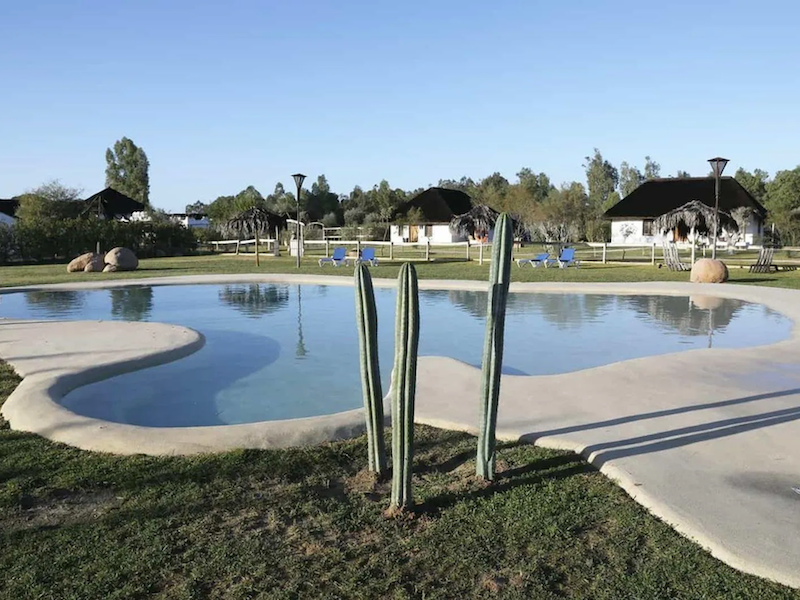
654 200 738 264
449 204 499 240
224 207 287 266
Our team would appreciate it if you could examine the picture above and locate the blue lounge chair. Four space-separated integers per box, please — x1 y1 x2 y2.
546 247 580 268
319 247 347 267
356 247 379 267
516 252 549 268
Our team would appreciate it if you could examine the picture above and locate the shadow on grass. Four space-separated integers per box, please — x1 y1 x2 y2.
417 452 590 516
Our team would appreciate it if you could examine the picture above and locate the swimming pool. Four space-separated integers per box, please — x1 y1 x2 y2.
0 283 790 426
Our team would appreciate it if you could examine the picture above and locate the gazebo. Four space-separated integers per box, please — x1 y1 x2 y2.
654 200 738 263
224 207 287 265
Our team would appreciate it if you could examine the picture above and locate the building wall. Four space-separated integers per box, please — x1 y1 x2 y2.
390 224 465 243
610 216 763 245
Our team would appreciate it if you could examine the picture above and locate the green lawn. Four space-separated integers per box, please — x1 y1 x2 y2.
2 253 799 289
2 255 800 598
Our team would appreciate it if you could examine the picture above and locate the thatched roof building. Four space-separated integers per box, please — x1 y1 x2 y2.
604 177 766 220
83 187 146 219
392 187 473 224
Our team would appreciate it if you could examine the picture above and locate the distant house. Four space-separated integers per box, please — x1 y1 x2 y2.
84 187 146 219
603 177 766 245
390 187 473 243
168 213 210 229
0 199 19 226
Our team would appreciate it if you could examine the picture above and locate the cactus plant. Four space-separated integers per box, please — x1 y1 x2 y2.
354 263 387 475
390 262 420 510
476 213 513 481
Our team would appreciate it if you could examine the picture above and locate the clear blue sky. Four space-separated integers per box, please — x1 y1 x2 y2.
1 0 798 211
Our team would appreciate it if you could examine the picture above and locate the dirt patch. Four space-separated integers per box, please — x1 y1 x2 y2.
2 489 121 532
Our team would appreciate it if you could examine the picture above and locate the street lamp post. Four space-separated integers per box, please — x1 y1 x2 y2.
292 173 306 268
707 157 729 260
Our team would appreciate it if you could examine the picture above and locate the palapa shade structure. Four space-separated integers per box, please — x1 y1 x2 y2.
449 204 499 239
224 207 287 266
449 205 527 243
654 200 738 264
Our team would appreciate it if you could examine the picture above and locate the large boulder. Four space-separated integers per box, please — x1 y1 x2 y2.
690 258 729 284
83 255 106 272
102 264 118 273
67 252 98 273
104 247 138 271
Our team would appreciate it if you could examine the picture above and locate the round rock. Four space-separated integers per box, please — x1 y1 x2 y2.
104 247 138 271
690 258 729 284
102 264 118 273
83 255 106 272
67 252 98 273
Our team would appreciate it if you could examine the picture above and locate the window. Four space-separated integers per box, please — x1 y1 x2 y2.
642 219 654 236
424 225 432 237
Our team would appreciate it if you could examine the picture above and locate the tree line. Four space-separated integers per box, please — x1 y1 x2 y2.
8 135 800 246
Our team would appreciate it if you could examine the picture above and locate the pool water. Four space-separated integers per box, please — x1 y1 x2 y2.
0 284 791 426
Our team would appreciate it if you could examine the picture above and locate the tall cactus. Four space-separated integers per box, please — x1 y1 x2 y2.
390 262 420 511
354 263 387 475
476 213 513 481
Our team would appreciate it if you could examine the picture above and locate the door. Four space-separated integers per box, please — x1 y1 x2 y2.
409 226 419 242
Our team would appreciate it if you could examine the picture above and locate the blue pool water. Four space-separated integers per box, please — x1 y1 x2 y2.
0 284 791 426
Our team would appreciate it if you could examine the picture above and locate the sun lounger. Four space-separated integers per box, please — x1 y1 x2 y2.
354 247 379 267
546 247 580 268
318 247 347 267
516 252 549 268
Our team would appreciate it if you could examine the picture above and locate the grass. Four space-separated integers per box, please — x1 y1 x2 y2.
1 361 799 599
2 255 800 598
2 252 800 289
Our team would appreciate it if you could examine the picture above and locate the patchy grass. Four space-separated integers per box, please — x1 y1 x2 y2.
1 253 799 289
1 363 799 599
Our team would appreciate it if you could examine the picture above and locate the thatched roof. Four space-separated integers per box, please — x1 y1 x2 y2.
604 177 766 219
0 199 19 218
224 207 287 238
449 204 499 238
393 187 472 223
83 187 145 218
653 200 738 235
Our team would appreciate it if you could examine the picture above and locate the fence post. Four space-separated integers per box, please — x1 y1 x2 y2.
426 240 430 262
357 239 361 259
466 241 470 261
326 240 330 257
602 243 607 264
651 243 656 265
389 241 393 260
479 243 484 265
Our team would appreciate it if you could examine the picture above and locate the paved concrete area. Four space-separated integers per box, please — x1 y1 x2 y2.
1 275 800 587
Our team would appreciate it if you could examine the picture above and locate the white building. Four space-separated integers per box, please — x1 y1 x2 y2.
389 187 472 244
169 213 210 229
604 177 765 246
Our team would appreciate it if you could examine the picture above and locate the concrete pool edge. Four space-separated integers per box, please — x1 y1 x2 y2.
3 275 800 588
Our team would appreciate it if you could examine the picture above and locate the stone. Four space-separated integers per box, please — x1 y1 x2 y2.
690 258 729 284
102 264 118 273
67 252 98 273
104 247 138 271
83 255 106 272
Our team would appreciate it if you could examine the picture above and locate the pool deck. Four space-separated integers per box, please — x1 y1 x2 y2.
2 274 800 588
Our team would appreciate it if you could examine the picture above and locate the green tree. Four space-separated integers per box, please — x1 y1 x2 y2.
734 168 769 205
15 180 84 222
764 166 800 244
584 149 619 211
644 156 661 179
475 172 510 209
619 162 644 198
185 201 209 215
105 137 150 205
675 170 691 178
516 168 553 203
